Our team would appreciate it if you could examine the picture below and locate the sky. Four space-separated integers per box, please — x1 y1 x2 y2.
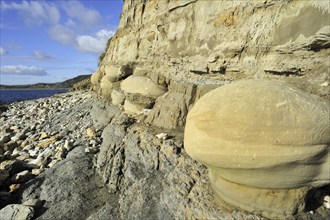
0 0 123 85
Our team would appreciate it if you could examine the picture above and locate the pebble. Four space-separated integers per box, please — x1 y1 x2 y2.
11 170 35 183
85 146 99 154
324 195 330 209
156 133 168 141
9 183 21 192
0 91 102 208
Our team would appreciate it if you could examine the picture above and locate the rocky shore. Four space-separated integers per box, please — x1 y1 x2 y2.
0 91 329 220
0 91 107 219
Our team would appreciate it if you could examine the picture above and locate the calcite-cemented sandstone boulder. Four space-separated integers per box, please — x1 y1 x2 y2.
105 65 132 83
123 100 144 115
121 76 167 99
184 80 330 219
111 89 125 106
100 76 113 96
91 71 102 85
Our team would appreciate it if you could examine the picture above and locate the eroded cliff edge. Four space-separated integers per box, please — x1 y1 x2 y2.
93 0 329 128
90 0 330 219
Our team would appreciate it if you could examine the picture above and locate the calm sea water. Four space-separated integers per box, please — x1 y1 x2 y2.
0 89 69 104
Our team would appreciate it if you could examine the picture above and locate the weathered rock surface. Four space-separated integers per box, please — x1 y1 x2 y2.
93 102 261 219
184 80 330 219
111 89 125 106
20 147 111 220
93 0 329 129
0 92 104 214
0 204 34 220
87 0 330 219
121 75 167 99
2 0 329 219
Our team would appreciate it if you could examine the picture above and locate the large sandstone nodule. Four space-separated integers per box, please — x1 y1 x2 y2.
100 76 113 96
121 76 167 99
91 71 102 85
184 80 330 219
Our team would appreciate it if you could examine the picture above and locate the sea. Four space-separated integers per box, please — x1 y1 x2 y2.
0 89 69 104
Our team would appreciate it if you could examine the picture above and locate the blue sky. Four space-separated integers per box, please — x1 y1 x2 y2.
0 0 123 85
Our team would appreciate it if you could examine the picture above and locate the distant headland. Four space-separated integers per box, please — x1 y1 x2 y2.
0 74 91 90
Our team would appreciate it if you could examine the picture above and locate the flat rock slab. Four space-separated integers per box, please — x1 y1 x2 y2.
20 147 116 220
0 204 34 220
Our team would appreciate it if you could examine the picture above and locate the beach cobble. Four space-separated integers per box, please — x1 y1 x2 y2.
0 91 102 210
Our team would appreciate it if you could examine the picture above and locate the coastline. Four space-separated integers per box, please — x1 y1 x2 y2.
0 91 106 218
0 90 329 219
0 88 69 90
0 88 70 105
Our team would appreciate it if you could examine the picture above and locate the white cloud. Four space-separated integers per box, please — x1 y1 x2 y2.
33 51 56 60
61 1 101 27
48 25 77 45
48 25 114 53
65 19 77 27
0 65 48 76
1 1 60 26
0 47 8 55
76 29 115 53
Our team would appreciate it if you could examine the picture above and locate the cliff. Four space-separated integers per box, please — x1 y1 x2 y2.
88 0 330 219
92 0 329 129
2 1 327 220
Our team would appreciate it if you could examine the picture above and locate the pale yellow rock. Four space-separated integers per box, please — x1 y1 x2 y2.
105 65 121 82
111 89 125 106
121 76 167 99
104 65 132 83
38 132 48 140
38 136 58 148
100 76 113 96
123 100 144 115
184 80 330 219
91 71 102 85
86 128 96 139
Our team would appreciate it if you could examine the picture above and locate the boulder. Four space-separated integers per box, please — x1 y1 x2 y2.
111 89 125 106
0 204 34 220
184 80 330 219
0 159 26 176
91 71 102 85
0 169 9 185
121 76 167 99
100 76 113 96
105 65 132 82
123 100 144 115
11 170 35 183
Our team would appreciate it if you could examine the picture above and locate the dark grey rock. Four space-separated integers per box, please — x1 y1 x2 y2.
11 170 35 183
0 169 9 185
21 150 113 220
0 159 26 176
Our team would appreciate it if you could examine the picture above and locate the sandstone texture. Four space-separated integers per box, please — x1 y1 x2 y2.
184 80 330 219
1 0 330 219
92 0 330 129
88 0 330 219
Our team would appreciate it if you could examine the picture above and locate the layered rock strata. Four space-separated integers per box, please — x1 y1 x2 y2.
89 0 330 219
184 80 330 219
92 0 330 129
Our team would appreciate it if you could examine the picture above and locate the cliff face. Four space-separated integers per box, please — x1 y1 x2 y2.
89 0 330 219
93 0 329 129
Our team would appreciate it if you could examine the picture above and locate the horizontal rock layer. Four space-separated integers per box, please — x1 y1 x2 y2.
92 0 330 129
